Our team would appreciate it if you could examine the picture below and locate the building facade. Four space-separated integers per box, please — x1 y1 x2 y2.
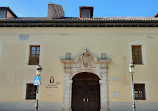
0 3 158 111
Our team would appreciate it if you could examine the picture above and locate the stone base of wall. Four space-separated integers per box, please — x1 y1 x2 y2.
109 102 158 111
0 102 158 111
0 102 62 111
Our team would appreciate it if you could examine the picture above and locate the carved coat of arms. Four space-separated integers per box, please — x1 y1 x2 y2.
79 49 92 69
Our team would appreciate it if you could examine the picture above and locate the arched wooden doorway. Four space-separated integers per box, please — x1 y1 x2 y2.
72 72 100 111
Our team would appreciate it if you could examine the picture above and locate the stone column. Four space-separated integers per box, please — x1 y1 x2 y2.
63 74 72 111
100 74 109 111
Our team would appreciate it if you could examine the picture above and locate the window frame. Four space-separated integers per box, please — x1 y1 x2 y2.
134 83 146 100
29 45 40 65
129 41 146 65
81 9 90 18
25 83 37 100
132 45 143 64
0 10 6 18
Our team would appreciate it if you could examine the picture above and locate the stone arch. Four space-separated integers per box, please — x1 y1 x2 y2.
71 70 101 80
61 49 111 111
72 72 100 80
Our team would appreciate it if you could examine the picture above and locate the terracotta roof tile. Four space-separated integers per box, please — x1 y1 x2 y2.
1 17 158 27
1 17 158 22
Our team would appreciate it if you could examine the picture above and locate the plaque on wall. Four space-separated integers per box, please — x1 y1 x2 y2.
46 76 60 88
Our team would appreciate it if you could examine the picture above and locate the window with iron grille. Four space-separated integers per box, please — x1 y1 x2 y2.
134 84 146 100
132 45 143 64
26 84 37 100
29 45 40 65
0 10 6 18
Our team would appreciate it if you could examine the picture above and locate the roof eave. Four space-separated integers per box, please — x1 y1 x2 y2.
0 20 158 27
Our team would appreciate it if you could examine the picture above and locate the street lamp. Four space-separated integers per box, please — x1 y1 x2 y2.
36 65 42 76
129 63 136 111
35 65 42 111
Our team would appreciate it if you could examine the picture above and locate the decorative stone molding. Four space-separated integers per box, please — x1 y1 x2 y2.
61 49 111 111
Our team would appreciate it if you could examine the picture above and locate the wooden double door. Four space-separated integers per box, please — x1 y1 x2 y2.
72 73 100 111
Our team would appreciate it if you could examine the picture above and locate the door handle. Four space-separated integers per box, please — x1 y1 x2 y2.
83 98 86 102
87 98 89 102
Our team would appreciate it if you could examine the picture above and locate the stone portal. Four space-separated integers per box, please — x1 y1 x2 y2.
61 49 111 111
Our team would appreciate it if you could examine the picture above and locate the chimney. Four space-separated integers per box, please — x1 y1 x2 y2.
47 2 64 19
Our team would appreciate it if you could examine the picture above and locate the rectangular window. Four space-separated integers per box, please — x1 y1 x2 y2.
132 45 142 64
26 84 37 100
134 84 146 100
83 10 87 18
81 9 90 18
86 10 90 18
29 45 40 65
80 7 93 18
0 10 6 18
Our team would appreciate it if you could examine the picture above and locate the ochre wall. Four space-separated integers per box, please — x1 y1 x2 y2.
0 27 158 104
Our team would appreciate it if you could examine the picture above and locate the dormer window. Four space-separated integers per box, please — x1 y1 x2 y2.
0 10 6 18
82 10 90 18
80 6 93 18
0 7 17 19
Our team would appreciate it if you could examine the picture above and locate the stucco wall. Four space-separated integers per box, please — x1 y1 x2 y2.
0 27 158 110
6 11 14 19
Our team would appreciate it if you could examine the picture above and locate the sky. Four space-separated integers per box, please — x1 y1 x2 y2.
1 0 158 17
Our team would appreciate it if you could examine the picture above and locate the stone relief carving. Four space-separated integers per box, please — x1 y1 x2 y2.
61 49 111 74
79 49 92 69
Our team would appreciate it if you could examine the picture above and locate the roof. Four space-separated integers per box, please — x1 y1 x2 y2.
1 17 158 22
0 6 158 27
0 17 158 27
155 13 158 17
79 6 93 8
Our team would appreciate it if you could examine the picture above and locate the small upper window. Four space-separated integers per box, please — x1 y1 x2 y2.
134 84 146 100
0 10 6 18
82 10 90 18
86 10 90 17
80 7 93 18
132 45 143 64
29 45 40 65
